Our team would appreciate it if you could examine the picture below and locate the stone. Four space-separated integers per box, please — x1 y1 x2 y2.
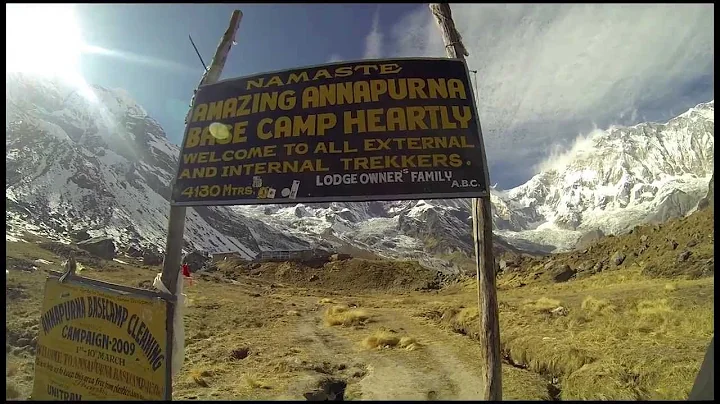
126 245 143 258
16 338 30 347
550 306 569 316
69 229 91 242
611 251 626 267
142 250 164 266
329 253 352 262
678 250 692 262
701 259 714 276
183 251 212 272
77 237 117 260
593 260 606 273
551 265 576 283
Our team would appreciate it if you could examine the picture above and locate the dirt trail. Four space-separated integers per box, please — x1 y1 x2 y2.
353 309 485 400
289 301 485 400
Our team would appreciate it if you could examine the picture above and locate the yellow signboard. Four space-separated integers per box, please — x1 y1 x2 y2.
31 277 170 401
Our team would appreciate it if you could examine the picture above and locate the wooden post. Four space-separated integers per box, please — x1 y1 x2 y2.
160 10 243 295
688 337 714 400
429 3 502 401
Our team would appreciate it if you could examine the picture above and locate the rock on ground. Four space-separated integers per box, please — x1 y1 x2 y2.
77 237 116 260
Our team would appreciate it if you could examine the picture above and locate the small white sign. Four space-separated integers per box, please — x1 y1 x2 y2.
289 180 300 199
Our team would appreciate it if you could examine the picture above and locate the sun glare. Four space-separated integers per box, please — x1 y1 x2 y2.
6 4 100 102
6 4 86 77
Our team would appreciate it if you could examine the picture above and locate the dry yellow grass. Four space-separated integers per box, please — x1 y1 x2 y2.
362 330 400 349
318 298 335 304
323 305 370 327
664 283 677 291
361 331 421 351
524 297 562 312
398 336 416 347
245 375 272 390
326 305 349 315
191 372 210 388
636 298 673 315
398 336 421 351
455 307 478 325
581 296 616 314
420 271 714 401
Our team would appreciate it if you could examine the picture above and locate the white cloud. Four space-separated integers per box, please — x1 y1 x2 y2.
373 4 715 186
535 128 604 174
363 10 383 59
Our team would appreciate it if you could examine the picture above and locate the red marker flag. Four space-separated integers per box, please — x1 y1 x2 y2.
182 264 193 286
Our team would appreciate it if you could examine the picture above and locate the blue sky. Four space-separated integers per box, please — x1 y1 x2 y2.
75 4 414 147
70 4 713 189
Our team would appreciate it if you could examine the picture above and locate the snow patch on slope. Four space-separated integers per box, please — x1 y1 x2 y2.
6 73 312 259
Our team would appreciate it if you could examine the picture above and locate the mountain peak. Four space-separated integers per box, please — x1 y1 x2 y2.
5 75 715 267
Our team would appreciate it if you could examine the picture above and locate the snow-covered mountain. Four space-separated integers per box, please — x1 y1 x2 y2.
5 73 714 267
5 73 314 259
494 101 714 249
233 101 714 255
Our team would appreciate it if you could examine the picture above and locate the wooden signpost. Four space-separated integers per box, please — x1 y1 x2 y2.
158 5 501 401
161 10 243 296
158 10 242 400
429 3 502 401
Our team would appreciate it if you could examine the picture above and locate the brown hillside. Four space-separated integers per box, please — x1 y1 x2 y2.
214 258 441 293
498 206 714 286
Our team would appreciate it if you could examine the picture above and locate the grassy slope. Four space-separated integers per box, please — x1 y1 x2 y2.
419 206 715 400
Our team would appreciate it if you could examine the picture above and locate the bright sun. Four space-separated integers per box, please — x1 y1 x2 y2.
6 4 86 79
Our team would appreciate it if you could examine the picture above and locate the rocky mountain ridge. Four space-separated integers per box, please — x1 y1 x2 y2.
234 101 714 256
5 73 313 260
5 73 714 269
